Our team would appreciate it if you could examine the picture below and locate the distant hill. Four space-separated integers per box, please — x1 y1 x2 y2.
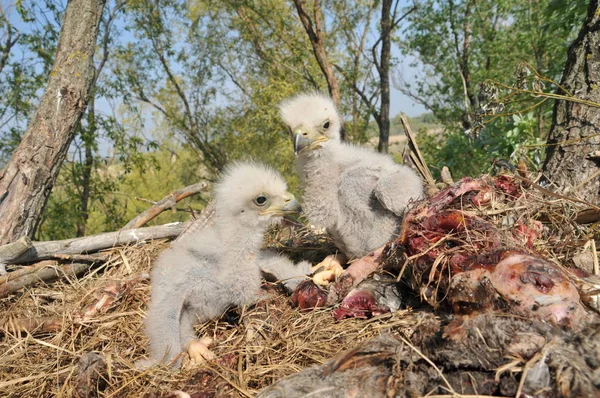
367 112 442 153
391 112 440 135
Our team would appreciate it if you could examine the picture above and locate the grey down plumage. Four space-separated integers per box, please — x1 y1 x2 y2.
279 92 424 258
142 162 310 367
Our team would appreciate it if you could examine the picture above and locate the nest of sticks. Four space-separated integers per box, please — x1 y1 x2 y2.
0 224 419 397
1 155 599 397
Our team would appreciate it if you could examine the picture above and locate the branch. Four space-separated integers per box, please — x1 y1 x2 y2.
150 34 196 131
122 181 209 229
0 236 32 264
292 0 342 109
400 113 436 186
371 4 416 74
175 200 216 242
0 261 91 298
0 27 20 76
91 0 126 88
0 222 189 265
133 93 168 117
334 63 380 121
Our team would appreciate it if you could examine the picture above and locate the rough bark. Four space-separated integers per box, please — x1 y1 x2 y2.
541 0 600 204
0 0 106 244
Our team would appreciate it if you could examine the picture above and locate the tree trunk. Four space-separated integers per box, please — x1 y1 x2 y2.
541 0 600 204
377 0 392 154
77 96 96 237
0 0 106 244
292 0 345 141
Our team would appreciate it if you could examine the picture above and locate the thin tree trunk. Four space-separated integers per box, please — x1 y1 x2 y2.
0 0 106 244
378 0 392 153
541 0 600 204
292 0 345 141
77 96 96 237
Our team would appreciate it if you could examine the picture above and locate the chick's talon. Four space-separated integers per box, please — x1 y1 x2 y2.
310 254 345 274
188 337 215 364
312 263 344 286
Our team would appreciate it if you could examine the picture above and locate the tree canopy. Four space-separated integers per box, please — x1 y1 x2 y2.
0 0 594 240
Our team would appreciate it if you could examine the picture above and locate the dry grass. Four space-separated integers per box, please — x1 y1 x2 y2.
0 236 418 397
1 175 599 397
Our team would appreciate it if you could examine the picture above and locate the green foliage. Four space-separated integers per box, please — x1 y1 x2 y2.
38 147 207 240
1 0 591 241
399 0 585 177
0 0 59 164
418 111 548 179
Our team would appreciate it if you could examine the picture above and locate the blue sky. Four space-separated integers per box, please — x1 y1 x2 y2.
2 0 427 149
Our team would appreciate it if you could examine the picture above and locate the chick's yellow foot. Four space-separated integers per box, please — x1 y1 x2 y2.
188 336 216 364
311 254 345 286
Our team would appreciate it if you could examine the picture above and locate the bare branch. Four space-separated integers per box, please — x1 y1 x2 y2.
122 181 209 229
0 16 21 76
0 222 189 265
292 0 342 113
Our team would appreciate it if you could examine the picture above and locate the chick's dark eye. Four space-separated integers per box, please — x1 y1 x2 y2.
254 195 268 206
323 121 330 130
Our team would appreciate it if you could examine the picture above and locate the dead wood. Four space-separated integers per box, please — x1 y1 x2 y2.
1 260 65 285
123 182 209 229
400 112 434 185
0 222 189 265
0 261 91 298
0 236 33 263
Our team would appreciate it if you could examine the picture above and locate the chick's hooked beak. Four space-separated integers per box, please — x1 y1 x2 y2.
293 125 328 155
259 192 301 216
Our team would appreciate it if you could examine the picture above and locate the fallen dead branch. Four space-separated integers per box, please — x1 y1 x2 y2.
0 236 33 263
0 261 91 298
0 221 189 265
123 182 209 230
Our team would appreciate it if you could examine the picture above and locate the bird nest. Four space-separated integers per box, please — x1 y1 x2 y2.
0 229 418 397
0 174 599 397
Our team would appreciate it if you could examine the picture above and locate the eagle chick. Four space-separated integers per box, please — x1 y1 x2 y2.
279 92 424 259
142 162 310 368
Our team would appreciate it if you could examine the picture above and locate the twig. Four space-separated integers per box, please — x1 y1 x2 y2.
513 174 600 211
400 113 436 187
514 351 544 398
591 240 599 276
123 182 209 229
0 367 73 389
